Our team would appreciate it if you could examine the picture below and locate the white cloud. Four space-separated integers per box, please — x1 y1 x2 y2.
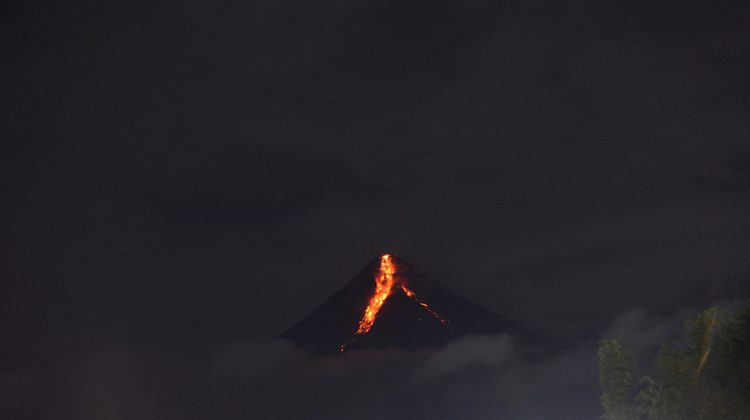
417 334 513 380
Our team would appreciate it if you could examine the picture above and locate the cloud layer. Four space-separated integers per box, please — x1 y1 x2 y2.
3 306 697 419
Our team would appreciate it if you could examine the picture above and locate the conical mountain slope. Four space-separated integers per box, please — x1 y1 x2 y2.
282 254 546 355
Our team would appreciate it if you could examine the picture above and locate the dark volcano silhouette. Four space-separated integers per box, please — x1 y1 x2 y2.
282 254 549 356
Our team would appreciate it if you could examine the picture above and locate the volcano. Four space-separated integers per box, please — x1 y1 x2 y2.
282 254 549 355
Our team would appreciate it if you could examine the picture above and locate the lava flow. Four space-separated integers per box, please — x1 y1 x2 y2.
400 284 449 326
340 253 449 352
354 254 398 335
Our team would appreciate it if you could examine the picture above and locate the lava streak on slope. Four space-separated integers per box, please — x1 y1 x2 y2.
340 254 449 352
399 284 449 326
355 254 398 335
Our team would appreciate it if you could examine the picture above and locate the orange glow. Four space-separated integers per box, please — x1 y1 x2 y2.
400 284 449 326
340 253 449 352
355 254 398 335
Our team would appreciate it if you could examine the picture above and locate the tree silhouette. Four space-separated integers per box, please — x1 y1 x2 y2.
598 300 750 419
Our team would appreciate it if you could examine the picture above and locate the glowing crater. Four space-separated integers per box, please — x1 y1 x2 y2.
340 254 449 352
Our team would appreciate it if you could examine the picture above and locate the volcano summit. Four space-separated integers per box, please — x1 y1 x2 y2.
282 254 547 355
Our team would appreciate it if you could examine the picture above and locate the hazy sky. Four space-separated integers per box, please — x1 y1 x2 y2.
2 1 749 418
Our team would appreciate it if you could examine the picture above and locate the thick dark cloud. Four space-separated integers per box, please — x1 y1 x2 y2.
2 0 749 417
2 306 693 419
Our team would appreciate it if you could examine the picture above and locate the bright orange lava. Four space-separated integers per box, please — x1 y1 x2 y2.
340 253 449 352
400 284 449 326
355 254 398 335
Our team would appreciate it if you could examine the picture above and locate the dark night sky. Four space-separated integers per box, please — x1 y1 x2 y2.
2 0 750 418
